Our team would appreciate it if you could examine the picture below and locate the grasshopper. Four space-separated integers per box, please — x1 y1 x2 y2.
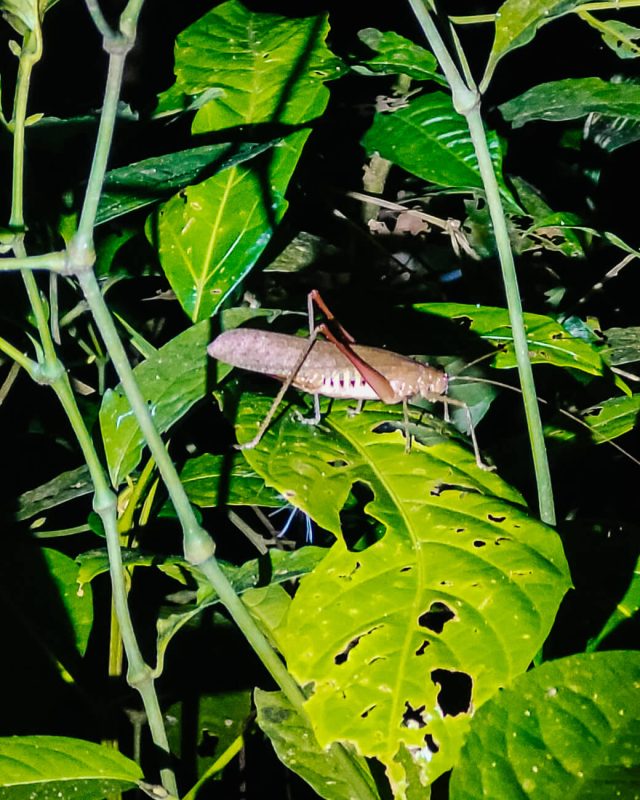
208 290 489 468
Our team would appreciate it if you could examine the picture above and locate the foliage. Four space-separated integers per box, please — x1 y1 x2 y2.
1 0 639 799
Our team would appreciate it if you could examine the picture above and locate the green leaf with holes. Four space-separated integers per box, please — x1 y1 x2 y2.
582 394 640 443
415 303 605 375
362 91 517 209
450 651 640 799
0 736 142 798
234 395 571 792
99 321 210 486
157 0 343 131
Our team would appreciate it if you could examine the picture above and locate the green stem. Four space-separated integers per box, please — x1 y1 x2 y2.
408 0 556 525
53 374 178 796
0 251 68 271
6 3 177 793
0 335 36 373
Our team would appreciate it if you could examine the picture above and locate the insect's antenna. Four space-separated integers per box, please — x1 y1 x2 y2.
451 374 640 468
452 350 500 375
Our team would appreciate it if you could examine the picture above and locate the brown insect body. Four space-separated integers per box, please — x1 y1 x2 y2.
208 328 448 403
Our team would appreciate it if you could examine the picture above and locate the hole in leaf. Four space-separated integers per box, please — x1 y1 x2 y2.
400 566 412 573
455 528 465 533
418 602 455 633
415 640 430 656
327 459 348 468
473 540 486 548
402 701 427 728
431 482 479 497
487 514 506 523
197 730 219 757
453 315 473 331
424 733 439 754
361 705 376 719
334 626 380 665
340 481 383 551
431 669 472 717
495 536 510 545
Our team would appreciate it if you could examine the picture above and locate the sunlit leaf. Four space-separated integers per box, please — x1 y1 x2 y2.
99 321 210 486
157 0 343 132
156 132 307 321
235 395 571 789
0 736 142 798
415 303 605 375
450 651 640 798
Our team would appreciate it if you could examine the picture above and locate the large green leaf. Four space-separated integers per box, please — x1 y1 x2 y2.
0 736 142 798
235 394 571 792
157 0 343 132
415 303 605 375
450 651 640 798
99 321 210 486
483 0 588 88
156 131 307 322
362 91 516 208
500 77 640 128
96 141 278 226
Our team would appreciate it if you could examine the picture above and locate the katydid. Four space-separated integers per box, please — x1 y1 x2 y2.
208 290 490 468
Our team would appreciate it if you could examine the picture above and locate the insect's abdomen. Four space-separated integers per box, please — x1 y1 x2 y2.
208 328 446 401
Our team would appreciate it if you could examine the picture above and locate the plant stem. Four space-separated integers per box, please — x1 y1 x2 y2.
0 251 67 271
408 0 556 525
5 2 178 793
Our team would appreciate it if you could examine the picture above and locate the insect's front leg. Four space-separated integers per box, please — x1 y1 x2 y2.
294 394 321 426
427 393 494 471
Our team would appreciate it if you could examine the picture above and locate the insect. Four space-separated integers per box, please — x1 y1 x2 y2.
208 290 489 468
